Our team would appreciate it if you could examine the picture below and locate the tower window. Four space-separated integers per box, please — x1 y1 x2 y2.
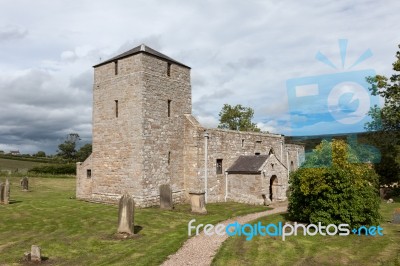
115 100 119 118
216 159 223 174
168 151 171 165
114 61 118 75
241 139 244 147
168 100 171 117
87 169 92 178
167 62 171 77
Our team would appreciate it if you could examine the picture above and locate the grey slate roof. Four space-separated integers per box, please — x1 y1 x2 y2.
93 44 190 68
227 155 269 174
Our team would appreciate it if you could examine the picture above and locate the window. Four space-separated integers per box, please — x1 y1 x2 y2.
168 151 171 165
114 61 118 75
216 159 223 174
241 139 244 147
168 100 171 117
255 152 261 155
167 62 171 76
87 169 92 178
269 148 274 155
115 100 119 118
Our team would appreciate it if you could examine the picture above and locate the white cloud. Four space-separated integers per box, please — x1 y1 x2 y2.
0 0 399 153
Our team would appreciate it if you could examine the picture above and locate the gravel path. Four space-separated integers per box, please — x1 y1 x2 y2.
161 205 287 266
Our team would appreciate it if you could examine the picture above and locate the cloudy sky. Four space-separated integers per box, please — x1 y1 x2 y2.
0 0 399 154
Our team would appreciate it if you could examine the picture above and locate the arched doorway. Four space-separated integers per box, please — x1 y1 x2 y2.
269 175 278 201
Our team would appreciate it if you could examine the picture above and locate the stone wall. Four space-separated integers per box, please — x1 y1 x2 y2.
183 115 303 204
77 51 191 207
227 174 264 204
140 54 191 203
89 54 145 204
76 154 93 199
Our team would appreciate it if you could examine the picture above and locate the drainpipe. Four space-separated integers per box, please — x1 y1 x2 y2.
204 131 209 203
286 151 290 178
224 170 228 202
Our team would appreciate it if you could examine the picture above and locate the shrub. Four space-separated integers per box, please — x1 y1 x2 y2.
288 139 381 227
28 164 76 175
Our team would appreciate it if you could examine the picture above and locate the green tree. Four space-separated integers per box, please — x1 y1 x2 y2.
366 44 400 131
217 104 260 132
57 133 80 161
288 139 380 227
76 143 92 162
364 45 400 184
34 151 46 157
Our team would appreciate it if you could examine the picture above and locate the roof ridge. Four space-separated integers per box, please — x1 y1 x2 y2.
93 44 190 69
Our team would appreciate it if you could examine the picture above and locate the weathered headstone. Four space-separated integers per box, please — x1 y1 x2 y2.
393 208 400 224
118 192 135 235
160 184 173 210
189 191 207 214
0 182 4 203
21 177 29 191
30 245 41 262
4 179 10 204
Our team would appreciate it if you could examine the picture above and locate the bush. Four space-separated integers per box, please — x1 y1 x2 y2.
28 164 76 175
288 139 381 228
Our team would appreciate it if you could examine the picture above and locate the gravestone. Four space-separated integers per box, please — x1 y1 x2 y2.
0 182 4 203
117 192 135 235
4 179 10 204
393 208 400 224
189 191 207 214
21 177 29 191
31 245 41 262
159 184 173 210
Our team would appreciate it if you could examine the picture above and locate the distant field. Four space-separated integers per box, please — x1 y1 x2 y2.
0 158 42 173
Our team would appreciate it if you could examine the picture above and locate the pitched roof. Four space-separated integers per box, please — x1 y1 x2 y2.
227 155 269 174
93 44 190 69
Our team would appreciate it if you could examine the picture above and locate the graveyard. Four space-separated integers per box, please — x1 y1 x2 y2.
0 175 267 265
0 174 399 265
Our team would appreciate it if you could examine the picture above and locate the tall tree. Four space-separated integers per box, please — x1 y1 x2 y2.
76 143 92 162
217 104 261 132
364 44 400 185
366 44 400 131
57 133 80 161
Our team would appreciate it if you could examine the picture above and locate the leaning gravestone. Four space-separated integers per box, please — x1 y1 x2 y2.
393 208 400 224
0 182 4 203
4 179 10 204
21 177 29 191
118 192 135 235
189 191 207 214
160 184 173 210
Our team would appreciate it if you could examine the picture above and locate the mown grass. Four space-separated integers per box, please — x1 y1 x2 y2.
0 176 268 265
212 201 400 266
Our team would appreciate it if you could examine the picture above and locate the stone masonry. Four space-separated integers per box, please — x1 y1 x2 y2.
76 44 304 207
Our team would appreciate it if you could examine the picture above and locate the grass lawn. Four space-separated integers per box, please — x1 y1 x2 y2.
0 175 268 265
0 158 42 173
212 200 400 266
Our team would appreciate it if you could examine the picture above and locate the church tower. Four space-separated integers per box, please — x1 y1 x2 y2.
77 44 191 206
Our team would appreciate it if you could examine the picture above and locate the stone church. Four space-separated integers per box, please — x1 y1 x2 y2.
76 44 305 207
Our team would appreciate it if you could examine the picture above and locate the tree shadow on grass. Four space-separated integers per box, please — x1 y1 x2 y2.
8 200 22 204
134 225 143 234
